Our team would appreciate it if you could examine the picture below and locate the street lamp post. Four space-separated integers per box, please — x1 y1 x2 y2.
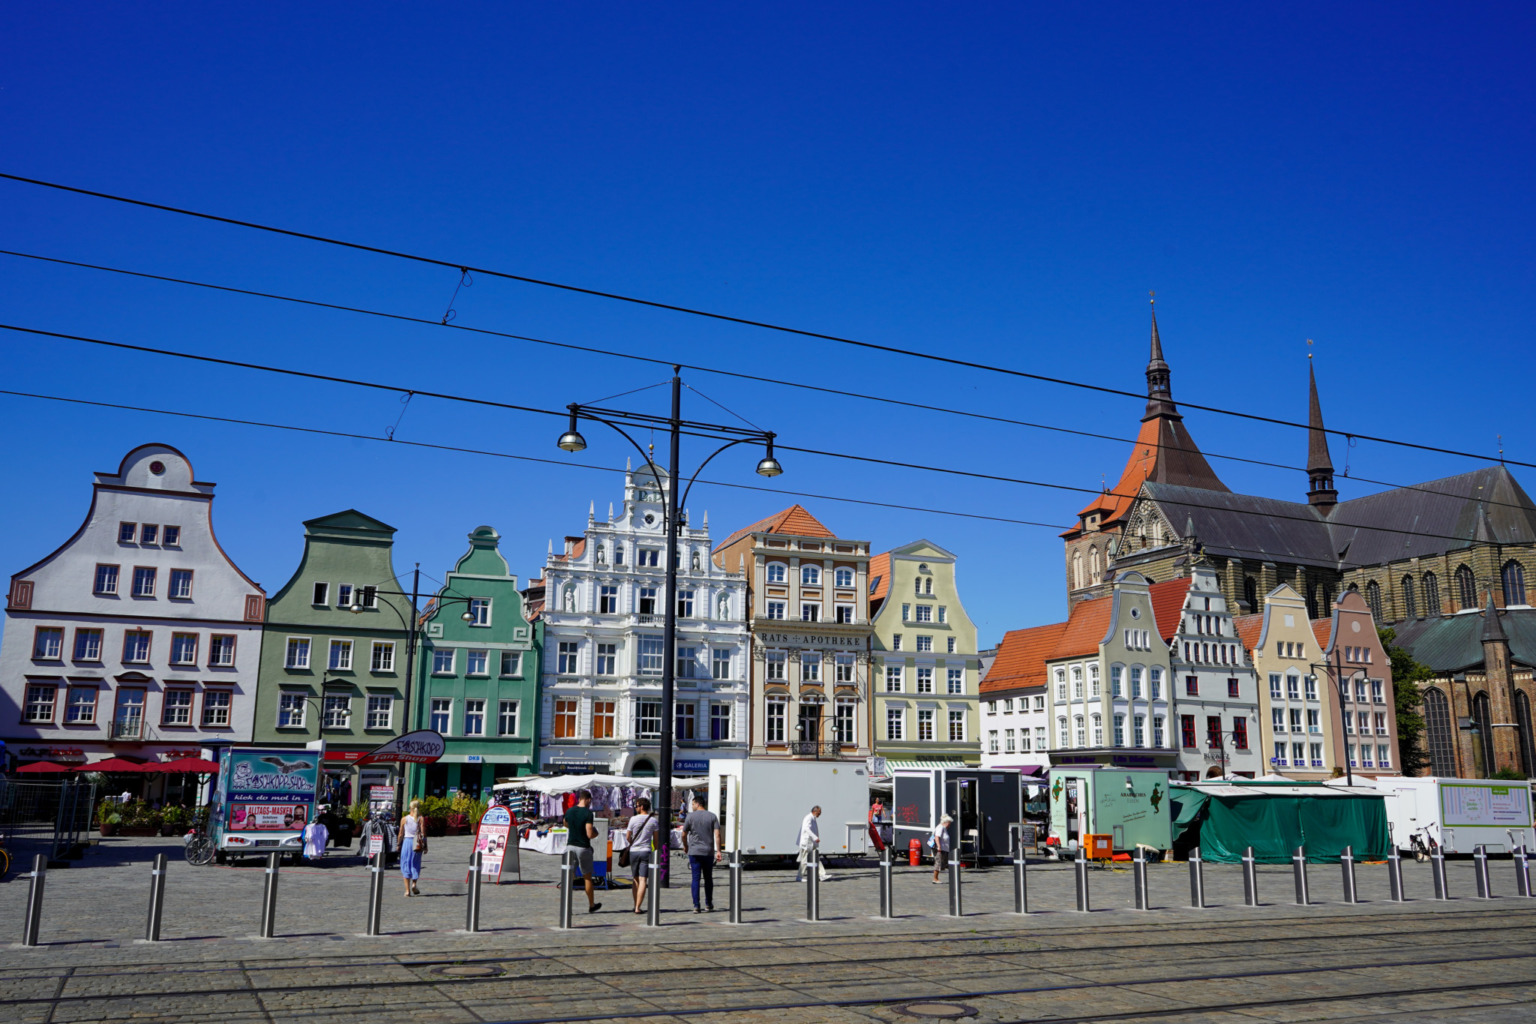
558 366 780 881
1312 651 1358 786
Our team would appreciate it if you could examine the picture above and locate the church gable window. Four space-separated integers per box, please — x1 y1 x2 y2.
1401 576 1417 619
1503 560 1527 607
1365 580 1383 621
1456 565 1477 610
1423 572 1440 616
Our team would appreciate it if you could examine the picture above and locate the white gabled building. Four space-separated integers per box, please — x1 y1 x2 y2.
533 465 749 776
1 444 266 776
1168 564 1262 779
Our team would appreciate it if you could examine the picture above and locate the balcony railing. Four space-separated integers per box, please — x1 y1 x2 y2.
787 741 845 758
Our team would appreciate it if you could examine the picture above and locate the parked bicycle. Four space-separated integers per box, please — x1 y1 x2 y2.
183 811 215 866
1410 825 1440 863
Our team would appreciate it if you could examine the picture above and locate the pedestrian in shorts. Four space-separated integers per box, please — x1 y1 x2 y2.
565 789 602 913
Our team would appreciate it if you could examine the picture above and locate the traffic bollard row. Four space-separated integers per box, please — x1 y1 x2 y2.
1340 845 1358 905
1133 847 1150 911
805 848 822 922
465 851 483 933
258 852 280 939
728 850 743 924
1292 846 1310 906
1242 846 1259 906
1475 844 1493 899
645 852 661 927
1387 845 1405 902
1189 847 1206 909
366 851 385 936
557 849 575 929
879 844 895 918
1074 852 1091 912
144 853 168 942
1012 840 1029 915
1431 846 1449 900
1517 845 1533 898
948 854 963 917
22 855 46 947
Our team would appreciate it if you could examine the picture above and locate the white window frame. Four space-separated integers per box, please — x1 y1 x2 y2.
370 642 395 673
498 699 519 736
285 637 312 670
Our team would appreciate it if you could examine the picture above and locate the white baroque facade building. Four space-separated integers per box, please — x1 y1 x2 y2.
1168 564 1262 778
1 444 266 774
535 466 749 776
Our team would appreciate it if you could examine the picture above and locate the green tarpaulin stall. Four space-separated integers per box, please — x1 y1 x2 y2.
1169 781 1389 864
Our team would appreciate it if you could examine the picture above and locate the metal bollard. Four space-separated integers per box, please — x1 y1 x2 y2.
1133 846 1150 910
466 850 483 933
805 848 821 922
1387 845 1405 902
557 849 574 929
1292 846 1310 906
645 852 661 927
366 851 385 936
727 850 743 924
948 853 963 917
1242 846 1258 907
1431 846 1449 900
144 853 168 942
1074 852 1091 912
258 852 280 939
1340 845 1358 904
1189 847 1206 909
879 843 895 918
21 855 46 946
1012 840 1029 915
1516 845 1532 898
1474 844 1493 899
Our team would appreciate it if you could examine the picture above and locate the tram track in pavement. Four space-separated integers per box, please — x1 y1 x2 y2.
2 903 1534 985
1 912 1535 1022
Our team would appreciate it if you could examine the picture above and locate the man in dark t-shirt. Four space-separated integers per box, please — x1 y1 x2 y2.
564 789 602 913
681 794 722 912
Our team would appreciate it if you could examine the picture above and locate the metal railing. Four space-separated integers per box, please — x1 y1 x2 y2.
787 741 844 758
0 778 96 860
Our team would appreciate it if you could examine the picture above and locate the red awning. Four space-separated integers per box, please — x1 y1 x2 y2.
15 760 74 773
84 757 151 772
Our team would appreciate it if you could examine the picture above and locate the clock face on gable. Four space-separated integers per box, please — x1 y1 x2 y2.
643 512 657 527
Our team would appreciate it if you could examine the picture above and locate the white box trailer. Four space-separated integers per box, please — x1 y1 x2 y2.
1374 776 1535 854
708 759 872 858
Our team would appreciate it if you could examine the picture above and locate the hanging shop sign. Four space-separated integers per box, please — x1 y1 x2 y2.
355 730 445 766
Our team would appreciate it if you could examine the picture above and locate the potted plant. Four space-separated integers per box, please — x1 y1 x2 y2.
99 812 122 837
161 806 188 837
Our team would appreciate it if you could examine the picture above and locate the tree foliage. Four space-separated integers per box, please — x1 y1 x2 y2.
1381 627 1434 776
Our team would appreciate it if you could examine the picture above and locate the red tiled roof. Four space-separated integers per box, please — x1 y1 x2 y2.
981 622 1068 694
1232 613 1264 654
1151 577 1194 641
1311 618 1334 652
868 552 891 602
1051 597 1114 660
715 504 834 552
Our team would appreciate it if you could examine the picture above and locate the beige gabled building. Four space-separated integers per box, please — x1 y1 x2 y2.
713 506 872 760
1235 583 1338 780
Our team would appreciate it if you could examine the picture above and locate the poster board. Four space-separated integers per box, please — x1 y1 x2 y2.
368 785 396 818
1440 783 1534 828
468 805 518 884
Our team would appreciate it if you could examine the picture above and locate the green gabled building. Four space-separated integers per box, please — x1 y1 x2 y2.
410 526 542 800
253 510 416 806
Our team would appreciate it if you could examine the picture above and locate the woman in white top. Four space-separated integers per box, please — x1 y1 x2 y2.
931 814 952 884
400 799 425 896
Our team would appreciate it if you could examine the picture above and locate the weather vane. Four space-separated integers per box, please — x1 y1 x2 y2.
1149 290 1155 306
1307 338 1314 361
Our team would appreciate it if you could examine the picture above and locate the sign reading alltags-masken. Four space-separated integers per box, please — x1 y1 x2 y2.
356 730 446 766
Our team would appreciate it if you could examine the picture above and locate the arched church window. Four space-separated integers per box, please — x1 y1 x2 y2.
1423 572 1440 616
1071 550 1083 590
1456 565 1477 609
1365 581 1383 621
1423 688 1456 777
1089 546 1102 585
1503 560 1527 607
1401 576 1416 619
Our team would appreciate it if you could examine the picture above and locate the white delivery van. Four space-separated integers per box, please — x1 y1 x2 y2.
1375 776 1535 853
708 759 872 859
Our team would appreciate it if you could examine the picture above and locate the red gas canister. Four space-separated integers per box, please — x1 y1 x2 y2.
909 838 922 866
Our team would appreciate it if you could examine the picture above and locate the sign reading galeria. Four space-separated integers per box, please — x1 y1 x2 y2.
355 730 445 766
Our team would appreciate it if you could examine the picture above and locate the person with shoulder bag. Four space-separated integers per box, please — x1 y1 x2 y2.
400 799 426 896
625 797 659 914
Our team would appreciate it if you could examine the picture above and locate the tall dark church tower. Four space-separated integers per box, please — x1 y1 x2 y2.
1306 358 1338 513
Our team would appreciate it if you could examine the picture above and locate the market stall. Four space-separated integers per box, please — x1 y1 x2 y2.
1170 779 1389 864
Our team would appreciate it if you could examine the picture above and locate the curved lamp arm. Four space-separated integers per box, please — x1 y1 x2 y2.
579 414 671 522
679 437 756 513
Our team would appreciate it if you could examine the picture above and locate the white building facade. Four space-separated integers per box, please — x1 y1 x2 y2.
1168 565 1262 778
1 444 266 772
981 684 1050 773
536 466 749 776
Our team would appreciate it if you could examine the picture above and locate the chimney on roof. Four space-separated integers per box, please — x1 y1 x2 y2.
1306 356 1338 514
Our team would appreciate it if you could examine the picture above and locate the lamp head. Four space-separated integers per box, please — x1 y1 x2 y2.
756 435 783 477
460 610 474 622
557 405 587 453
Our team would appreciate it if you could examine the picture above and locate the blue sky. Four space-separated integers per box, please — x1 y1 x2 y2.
1 3 1532 644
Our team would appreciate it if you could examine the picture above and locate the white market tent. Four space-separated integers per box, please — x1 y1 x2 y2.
492 773 708 794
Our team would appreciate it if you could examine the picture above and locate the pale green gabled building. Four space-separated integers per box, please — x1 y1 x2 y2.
409 526 542 800
253 510 415 805
867 540 981 766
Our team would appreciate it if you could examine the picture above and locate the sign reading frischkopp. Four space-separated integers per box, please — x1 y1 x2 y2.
355 730 445 766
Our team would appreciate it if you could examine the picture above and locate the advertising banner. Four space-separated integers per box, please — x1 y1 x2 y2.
355 730 445 766
471 805 515 883
1441 783 1534 828
221 748 322 835
368 785 396 817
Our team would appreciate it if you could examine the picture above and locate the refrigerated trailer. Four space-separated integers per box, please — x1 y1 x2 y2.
708 759 872 858
1374 776 1535 854
1048 767 1172 855
892 767 1021 863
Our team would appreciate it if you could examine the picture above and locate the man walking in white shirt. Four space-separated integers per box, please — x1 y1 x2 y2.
796 805 830 882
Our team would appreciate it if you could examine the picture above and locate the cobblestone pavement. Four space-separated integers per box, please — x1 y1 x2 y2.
2 835 1535 1023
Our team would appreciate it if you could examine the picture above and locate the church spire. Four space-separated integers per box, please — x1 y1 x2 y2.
1306 350 1338 513
1144 293 1175 418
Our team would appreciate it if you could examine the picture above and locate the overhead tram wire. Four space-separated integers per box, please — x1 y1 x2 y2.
1 248 1528 518
0 171 1524 470
0 321 1518 555
0 388 1062 530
